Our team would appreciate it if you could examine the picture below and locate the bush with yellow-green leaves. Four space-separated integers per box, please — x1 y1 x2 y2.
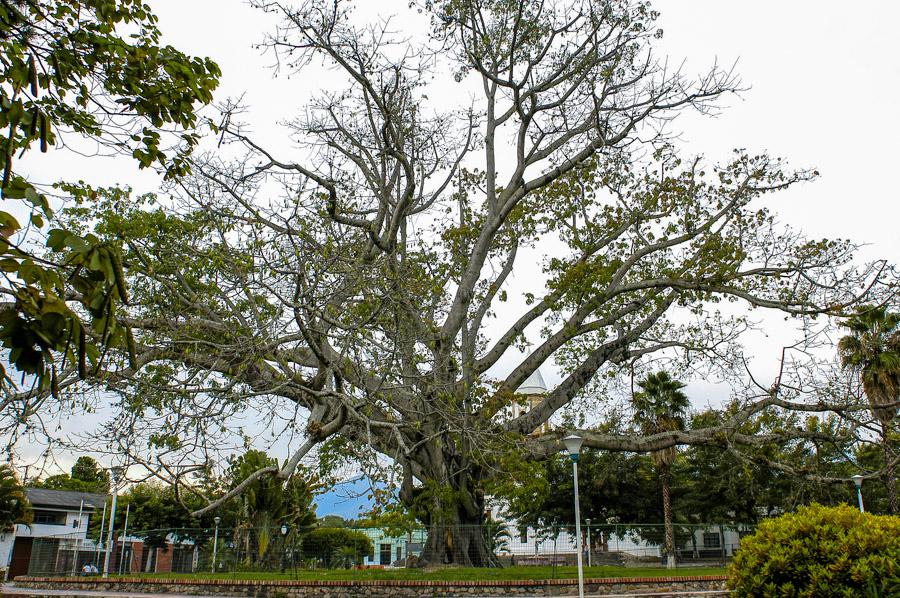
728 503 900 597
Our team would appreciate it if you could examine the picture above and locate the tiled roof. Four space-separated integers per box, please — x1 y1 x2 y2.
25 488 107 510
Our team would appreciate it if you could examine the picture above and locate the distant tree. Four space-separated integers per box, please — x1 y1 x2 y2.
632 371 690 568
70 457 110 492
0 464 31 531
838 305 900 513
117 484 191 547
226 450 317 563
30 456 109 493
677 407 854 521
318 514 349 528
498 449 662 530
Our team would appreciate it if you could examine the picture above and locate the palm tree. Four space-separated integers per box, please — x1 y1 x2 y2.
838 305 900 514
632 371 690 569
0 464 31 532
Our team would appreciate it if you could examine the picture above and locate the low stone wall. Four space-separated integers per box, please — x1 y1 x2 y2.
14 575 728 597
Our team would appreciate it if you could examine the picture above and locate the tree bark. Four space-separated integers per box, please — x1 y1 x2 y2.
419 516 500 568
407 454 500 568
660 465 676 569
882 421 898 514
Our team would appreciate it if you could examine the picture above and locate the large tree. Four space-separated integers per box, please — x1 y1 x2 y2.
838 305 900 513
631 371 688 568
19 0 892 566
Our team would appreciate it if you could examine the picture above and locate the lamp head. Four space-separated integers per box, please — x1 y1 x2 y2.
851 474 863 488
562 434 584 461
280 523 289 536
214 516 221 525
109 466 124 484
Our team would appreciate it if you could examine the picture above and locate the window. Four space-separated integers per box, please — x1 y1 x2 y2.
703 532 721 549
33 510 66 525
396 545 403 561
519 525 528 543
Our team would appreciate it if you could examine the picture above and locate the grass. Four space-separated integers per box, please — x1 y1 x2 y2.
115 565 727 582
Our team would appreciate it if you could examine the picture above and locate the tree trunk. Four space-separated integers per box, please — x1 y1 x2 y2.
882 421 898 514
419 516 499 568
405 454 500 568
661 465 676 569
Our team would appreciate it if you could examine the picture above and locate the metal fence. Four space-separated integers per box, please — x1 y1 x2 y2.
25 522 754 578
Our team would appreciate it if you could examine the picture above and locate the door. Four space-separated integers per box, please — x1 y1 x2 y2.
379 543 392 565
8 537 33 579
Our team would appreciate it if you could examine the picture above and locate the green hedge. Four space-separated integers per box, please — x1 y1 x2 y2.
728 503 900 597
300 528 374 568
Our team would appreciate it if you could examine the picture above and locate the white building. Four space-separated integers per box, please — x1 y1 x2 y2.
0 488 106 579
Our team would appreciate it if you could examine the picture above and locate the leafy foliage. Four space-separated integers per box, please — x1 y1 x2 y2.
226 450 317 562
30 455 109 493
0 0 219 393
115 483 201 548
0 463 30 531
299 527 373 568
727 504 900 597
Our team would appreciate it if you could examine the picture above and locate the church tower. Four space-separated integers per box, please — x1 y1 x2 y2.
514 369 551 435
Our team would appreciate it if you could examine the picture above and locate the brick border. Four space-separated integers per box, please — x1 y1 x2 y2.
17 574 727 588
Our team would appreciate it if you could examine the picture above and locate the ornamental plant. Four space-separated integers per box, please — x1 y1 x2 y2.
728 503 900 597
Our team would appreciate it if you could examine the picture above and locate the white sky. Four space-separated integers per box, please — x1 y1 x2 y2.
12 0 900 474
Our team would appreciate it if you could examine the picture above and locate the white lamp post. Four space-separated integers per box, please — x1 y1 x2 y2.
211 516 221 572
585 518 591 568
102 466 124 578
852 475 865 513
563 434 585 598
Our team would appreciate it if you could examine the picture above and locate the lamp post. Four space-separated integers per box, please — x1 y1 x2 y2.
852 475 865 513
102 466 124 578
563 434 585 598
118 504 131 574
280 524 289 572
71 498 85 577
211 516 221 572
585 518 591 568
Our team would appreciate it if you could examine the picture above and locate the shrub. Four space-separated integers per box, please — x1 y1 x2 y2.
300 528 374 568
728 503 900 597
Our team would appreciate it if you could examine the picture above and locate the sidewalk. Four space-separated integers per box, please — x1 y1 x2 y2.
1 583 221 598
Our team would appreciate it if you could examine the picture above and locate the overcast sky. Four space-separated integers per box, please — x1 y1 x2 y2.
15 0 900 474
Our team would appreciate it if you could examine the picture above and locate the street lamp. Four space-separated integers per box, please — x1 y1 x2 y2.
102 466 124 578
852 475 865 513
585 518 591 568
211 516 221 573
563 434 585 598
280 524 289 573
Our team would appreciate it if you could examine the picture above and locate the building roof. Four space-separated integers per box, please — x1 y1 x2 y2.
516 369 548 395
25 488 107 510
